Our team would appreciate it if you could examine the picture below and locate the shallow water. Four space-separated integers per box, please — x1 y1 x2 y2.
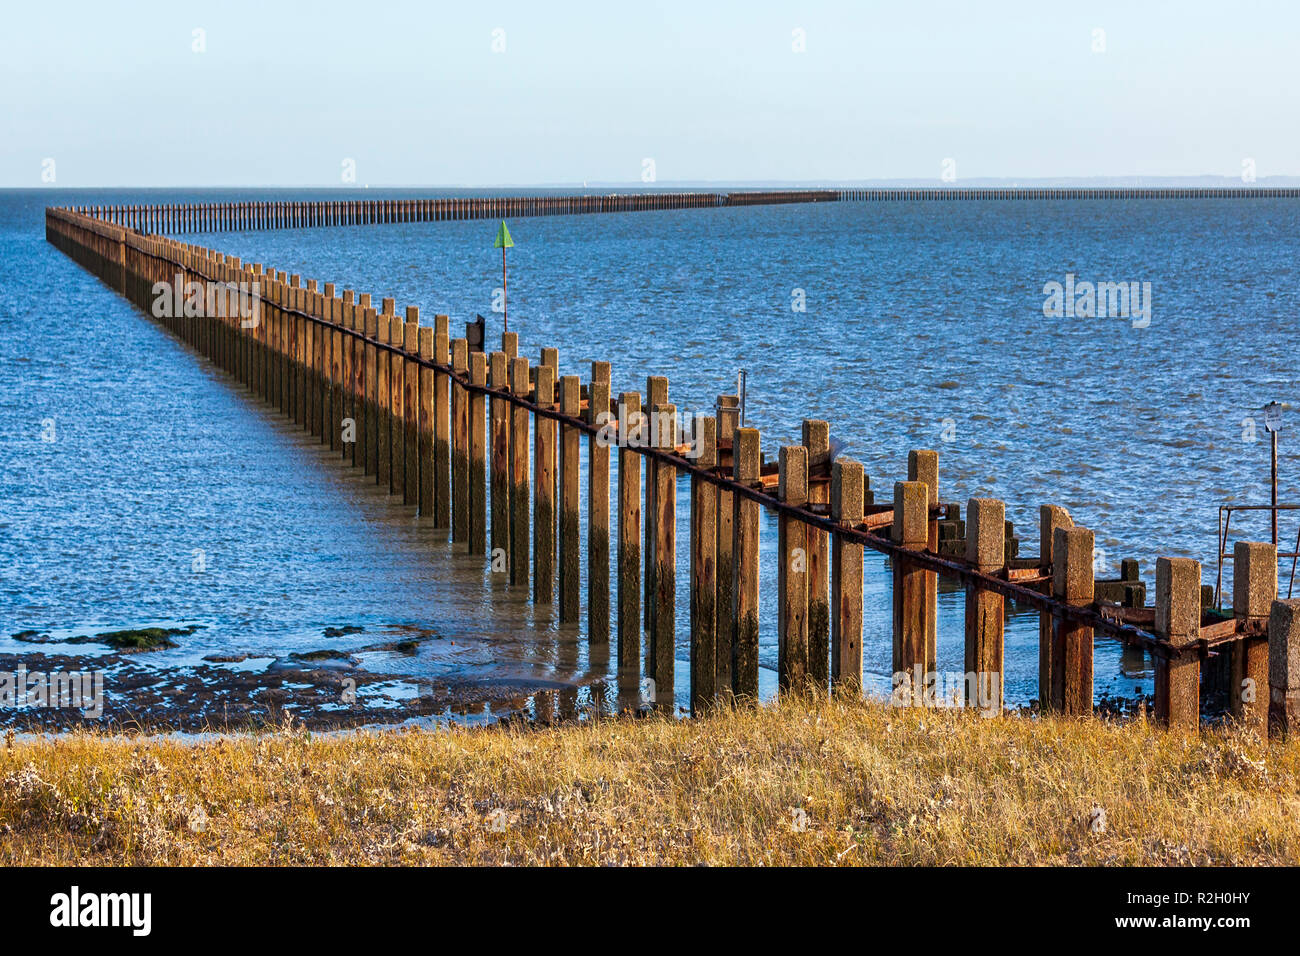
3 187 1298 718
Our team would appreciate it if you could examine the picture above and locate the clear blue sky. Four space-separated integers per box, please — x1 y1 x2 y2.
4 0 1297 186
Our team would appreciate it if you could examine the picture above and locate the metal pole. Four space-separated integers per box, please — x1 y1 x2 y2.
1273 430 1279 547
502 247 508 333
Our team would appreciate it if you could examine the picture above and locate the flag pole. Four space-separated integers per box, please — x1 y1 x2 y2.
493 220 514 335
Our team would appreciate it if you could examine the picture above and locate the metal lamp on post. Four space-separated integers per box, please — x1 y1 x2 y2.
1265 401 1282 547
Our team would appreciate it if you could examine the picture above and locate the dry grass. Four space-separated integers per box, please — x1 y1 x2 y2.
2 695 1298 865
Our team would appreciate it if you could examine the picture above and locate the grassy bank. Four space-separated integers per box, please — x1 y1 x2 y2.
2 696 1298 865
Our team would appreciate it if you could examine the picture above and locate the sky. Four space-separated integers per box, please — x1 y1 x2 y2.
3 0 1298 187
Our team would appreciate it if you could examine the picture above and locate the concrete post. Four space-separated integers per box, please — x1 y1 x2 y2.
1155 556 1202 729
1232 541 1275 735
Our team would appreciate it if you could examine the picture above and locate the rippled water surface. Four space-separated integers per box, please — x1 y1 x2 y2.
3 187 1298 716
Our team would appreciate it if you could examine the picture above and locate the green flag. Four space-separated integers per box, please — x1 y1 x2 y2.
493 220 514 249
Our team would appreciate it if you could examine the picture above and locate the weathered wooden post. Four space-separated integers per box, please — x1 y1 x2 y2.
285 275 300 420
778 446 809 692
375 305 391 485
802 420 831 689
489 351 511 573
890 472 931 695
433 315 451 528
1154 556 1201 729
418 326 436 513
533 362 557 603
831 462 865 694
732 427 761 700
296 282 311 431
558 375 581 621
1230 542 1274 735
389 306 407 498
645 376 668 636
964 498 1006 714
1052 525 1095 714
355 300 372 471
649 403 677 701
1269 599 1300 736
1038 505 1073 710
452 339 470 543
715 395 739 696
690 417 718 713
330 293 345 453
403 307 420 506
908 449 939 673
509 356 531 585
468 353 488 554
588 363 612 644
617 391 642 687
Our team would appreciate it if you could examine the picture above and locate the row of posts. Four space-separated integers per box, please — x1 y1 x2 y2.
65 186 1300 239
66 192 722 235
838 187 1300 201
43 206 1300 734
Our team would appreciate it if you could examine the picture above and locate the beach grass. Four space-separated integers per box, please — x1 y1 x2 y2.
2 694 1297 866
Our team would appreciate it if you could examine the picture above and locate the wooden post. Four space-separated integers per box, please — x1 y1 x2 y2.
452 339 470 543
964 498 1006 715
802 419 831 688
715 395 739 697
645 376 668 636
295 283 308 430
489 351 511 574
330 293 345 453
509 357 531 586
732 426 761 700
1052 525 1095 715
617 391 642 687
1269 599 1300 737
403 307 420 506
375 308 391 486
389 308 406 497
433 315 451 528
649 403 677 702
588 365 612 645
533 362 557 604
1038 505 1073 711
778 445 809 692
468 353 488 554
908 449 939 673
1154 556 1201 729
892 480 930 697
418 327 435 514
1232 541 1275 735
558 375 581 621
831 461 865 694
690 417 718 713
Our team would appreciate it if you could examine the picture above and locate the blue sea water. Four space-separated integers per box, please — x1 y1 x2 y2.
2 187 1298 718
